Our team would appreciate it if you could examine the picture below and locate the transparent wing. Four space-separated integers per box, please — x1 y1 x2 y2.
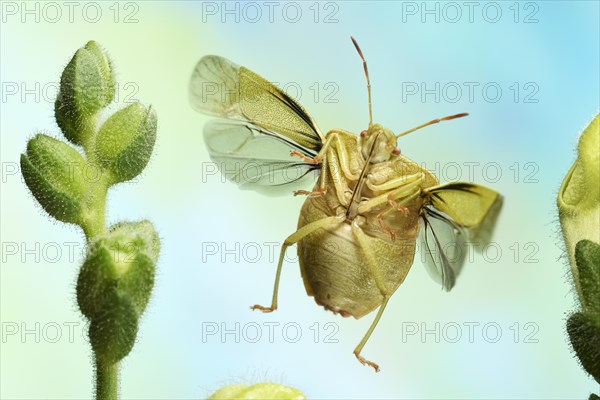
204 119 320 196
419 207 467 291
189 55 324 151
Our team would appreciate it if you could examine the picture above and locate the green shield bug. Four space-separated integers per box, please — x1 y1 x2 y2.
189 37 502 372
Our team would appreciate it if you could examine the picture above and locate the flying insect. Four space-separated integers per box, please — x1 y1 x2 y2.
189 37 502 371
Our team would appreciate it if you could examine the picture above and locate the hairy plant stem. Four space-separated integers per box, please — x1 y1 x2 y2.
82 147 117 400
96 360 118 400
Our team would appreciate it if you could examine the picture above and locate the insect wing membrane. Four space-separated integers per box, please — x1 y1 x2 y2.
419 208 467 291
189 55 242 117
427 182 502 244
189 55 323 151
204 120 319 195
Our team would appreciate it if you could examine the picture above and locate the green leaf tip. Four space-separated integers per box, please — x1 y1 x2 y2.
576 240 600 314
95 102 157 184
55 40 115 146
20 134 88 224
208 383 306 400
89 288 139 365
567 311 600 384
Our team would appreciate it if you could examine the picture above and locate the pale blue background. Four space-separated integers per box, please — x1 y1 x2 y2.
1 1 599 398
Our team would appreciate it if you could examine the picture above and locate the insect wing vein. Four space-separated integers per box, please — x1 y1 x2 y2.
419 207 467 291
203 119 320 195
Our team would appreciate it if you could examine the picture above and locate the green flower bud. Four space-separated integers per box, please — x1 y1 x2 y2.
20 134 87 225
55 41 115 146
77 220 159 320
94 103 157 184
558 113 600 302
77 220 159 364
209 383 306 400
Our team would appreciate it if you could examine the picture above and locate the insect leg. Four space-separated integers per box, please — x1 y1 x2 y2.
251 214 344 313
351 218 390 372
375 191 420 240
357 180 422 214
290 131 338 164
296 138 359 205
353 297 389 373
324 146 353 206
366 171 422 192
328 129 362 180
291 130 361 186
293 189 327 197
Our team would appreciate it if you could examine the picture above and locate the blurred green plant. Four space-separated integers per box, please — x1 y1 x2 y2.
208 383 306 400
557 113 599 399
20 41 159 400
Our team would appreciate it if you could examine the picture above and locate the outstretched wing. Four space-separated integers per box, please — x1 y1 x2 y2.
189 55 325 194
189 55 324 150
426 183 501 236
420 207 467 291
419 182 502 290
204 119 320 196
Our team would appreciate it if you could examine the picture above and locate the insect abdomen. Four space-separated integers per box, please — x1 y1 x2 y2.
297 197 417 319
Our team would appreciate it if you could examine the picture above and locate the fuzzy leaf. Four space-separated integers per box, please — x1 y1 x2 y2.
94 103 157 184
576 240 600 313
77 220 159 320
567 311 600 384
55 41 115 146
20 134 88 224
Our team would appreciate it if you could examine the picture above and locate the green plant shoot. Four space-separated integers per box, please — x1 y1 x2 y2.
20 40 159 400
557 113 600 399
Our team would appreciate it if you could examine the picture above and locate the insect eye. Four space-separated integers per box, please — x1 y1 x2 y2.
360 130 367 137
392 147 401 156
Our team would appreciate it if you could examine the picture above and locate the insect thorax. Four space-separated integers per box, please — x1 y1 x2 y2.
315 129 438 223
359 124 398 164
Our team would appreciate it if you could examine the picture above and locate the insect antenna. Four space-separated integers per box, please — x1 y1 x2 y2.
351 36 373 128
395 113 469 139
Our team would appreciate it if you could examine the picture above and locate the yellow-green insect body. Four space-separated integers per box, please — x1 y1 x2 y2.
298 150 438 320
189 38 501 372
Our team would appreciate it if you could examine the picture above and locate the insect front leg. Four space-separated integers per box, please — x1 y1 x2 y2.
294 137 359 204
293 188 327 198
293 156 331 198
251 214 344 313
322 146 356 206
291 130 360 180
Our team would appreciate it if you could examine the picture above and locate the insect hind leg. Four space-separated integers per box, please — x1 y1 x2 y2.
353 296 390 372
350 218 392 372
251 214 344 313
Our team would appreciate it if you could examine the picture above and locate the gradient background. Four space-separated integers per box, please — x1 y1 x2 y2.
1 1 599 399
